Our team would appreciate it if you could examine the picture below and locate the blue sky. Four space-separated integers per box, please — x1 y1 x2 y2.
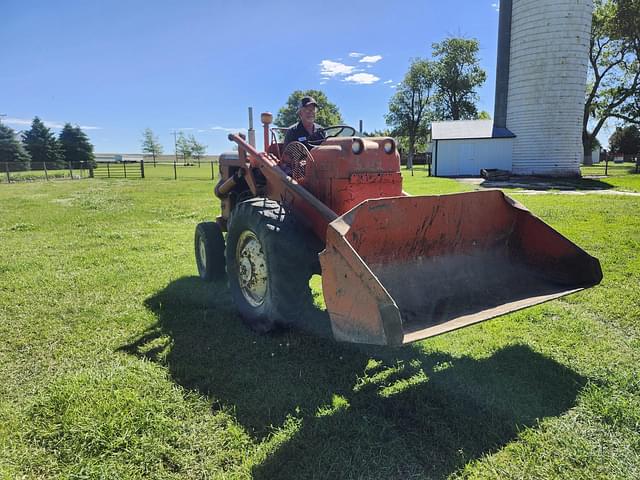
2 1 528 154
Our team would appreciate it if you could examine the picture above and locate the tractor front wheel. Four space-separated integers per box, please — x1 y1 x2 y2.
225 198 315 333
194 222 226 281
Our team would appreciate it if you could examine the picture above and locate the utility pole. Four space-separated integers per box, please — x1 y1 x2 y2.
172 130 178 180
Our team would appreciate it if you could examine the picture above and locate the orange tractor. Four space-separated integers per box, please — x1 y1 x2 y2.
194 112 602 346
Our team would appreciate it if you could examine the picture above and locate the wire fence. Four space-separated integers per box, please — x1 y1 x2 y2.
140 160 219 181
1 159 221 183
1 161 95 183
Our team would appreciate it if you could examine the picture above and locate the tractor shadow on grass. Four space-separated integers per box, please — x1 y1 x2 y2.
121 276 586 479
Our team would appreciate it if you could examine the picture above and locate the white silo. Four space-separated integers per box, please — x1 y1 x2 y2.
494 0 593 176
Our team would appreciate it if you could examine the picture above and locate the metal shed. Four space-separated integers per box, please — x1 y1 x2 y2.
430 120 515 177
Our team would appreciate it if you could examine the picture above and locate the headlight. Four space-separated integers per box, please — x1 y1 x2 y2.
383 140 395 154
352 139 363 154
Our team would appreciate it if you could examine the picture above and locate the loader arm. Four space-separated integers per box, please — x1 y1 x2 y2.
227 133 337 240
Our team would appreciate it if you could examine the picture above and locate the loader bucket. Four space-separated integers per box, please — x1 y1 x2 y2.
319 190 602 346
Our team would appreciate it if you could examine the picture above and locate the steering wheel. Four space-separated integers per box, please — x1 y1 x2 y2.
307 125 357 146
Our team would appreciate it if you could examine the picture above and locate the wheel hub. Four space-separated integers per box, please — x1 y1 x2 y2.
236 230 267 307
198 238 207 268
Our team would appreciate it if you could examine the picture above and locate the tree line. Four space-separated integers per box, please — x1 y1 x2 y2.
584 0 639 160
0 117 95 170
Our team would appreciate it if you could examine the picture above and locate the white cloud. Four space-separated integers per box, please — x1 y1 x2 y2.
491 2 499 12
344 73 380 85
383 80 393 84
320 60 356 77
349 52 364 58
210 126 247 132
3 117 31 126
359 55 382 64
3 117 101 130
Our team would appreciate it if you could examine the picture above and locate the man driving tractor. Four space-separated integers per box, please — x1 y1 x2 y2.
284 96 326 149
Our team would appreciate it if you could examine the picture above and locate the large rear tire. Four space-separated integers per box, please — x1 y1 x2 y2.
195 222 226 281
226 198 315 333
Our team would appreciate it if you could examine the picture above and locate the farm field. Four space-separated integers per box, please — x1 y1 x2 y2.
1 172 639 479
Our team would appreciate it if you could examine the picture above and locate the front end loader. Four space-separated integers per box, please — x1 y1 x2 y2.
194 112 602 346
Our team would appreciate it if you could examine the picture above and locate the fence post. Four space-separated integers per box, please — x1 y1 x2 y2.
140 159 145 179
605 157 609 176
107 162 111 178
124 161 127 178
44 162 49 181
68 161 73 179
210 161 214 180
5 162 9 183
173 159 177 180
89 162 94 178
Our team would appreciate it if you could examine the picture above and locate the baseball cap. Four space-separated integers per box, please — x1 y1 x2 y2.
298 96 318 109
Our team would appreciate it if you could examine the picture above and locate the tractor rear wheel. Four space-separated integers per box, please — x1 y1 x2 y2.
195 222 226 281
226 198 315 333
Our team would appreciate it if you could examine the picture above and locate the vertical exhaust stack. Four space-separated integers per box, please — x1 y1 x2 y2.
247 107 256 148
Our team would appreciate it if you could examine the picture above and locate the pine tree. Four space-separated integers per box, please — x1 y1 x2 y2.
22 117 63 168
59 123 96 168
0 122 31 170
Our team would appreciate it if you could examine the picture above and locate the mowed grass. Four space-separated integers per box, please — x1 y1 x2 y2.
1 172 639 479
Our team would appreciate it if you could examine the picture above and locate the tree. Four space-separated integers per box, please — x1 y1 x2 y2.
141 128 163 167
385 59 436 168
188 134 207 166
431 37 487 120
176 132 192 164
608 124 640 154
275 90 343 129
477 111 492 120
22 117 63 168
59 123 95 168
362 128 393 137
583 0 640 162
0 122 31 170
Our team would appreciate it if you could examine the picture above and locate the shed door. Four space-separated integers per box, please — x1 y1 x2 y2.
458 143 476 175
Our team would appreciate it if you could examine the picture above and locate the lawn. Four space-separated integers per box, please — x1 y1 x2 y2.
1 172 639 479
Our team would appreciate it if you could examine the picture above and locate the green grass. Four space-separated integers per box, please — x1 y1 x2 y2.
1 173 639 479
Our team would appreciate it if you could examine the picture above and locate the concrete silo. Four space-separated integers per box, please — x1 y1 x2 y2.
494 0 593 176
